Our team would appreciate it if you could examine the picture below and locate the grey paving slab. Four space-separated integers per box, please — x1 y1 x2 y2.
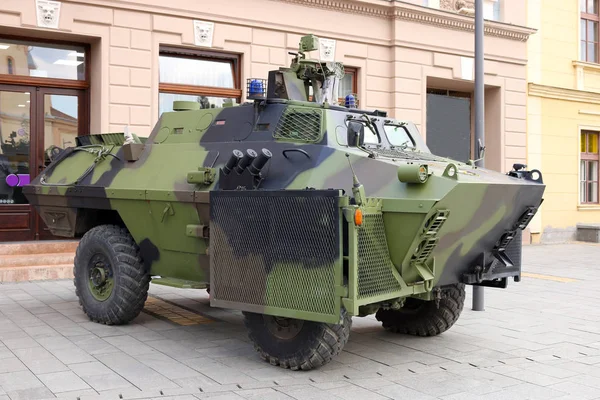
13 346 70 374
0 356 28 374
0 370 46 392
37 371 91 393
94 352 181 390
2 243 600 400
3 386 56 400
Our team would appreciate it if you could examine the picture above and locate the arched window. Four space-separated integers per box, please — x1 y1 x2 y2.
7 57 14 74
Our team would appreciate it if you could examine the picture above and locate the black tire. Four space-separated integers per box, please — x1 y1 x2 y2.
243 309 352 371
73 224 150 325
375 283 465 336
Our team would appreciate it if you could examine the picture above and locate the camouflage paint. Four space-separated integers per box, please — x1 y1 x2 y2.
23 34 545 325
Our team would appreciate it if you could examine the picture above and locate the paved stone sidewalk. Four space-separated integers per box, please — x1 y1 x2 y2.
1 243 599 400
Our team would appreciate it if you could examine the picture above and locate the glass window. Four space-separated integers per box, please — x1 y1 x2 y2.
43 94 78 165
0 90 31 204
0 38 85 80
338 67 357 106
358 121 379 144
158 48 241 117
159 93 235 115
581 2 600 63
384 124 415 148
159 55 234 88
581 131 599 203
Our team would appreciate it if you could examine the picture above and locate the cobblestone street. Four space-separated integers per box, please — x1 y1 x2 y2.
1 243 599 400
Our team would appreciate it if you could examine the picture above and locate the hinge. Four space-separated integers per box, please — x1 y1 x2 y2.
186 224 209 238
187 167 215 185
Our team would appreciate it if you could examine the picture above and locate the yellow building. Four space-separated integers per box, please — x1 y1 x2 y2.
527 0 600 243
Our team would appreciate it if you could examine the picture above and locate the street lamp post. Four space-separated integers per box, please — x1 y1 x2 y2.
472 0 485 312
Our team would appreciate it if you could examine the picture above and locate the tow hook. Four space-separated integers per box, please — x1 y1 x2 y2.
507 163 543 184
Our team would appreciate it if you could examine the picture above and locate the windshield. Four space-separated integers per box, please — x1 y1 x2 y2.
384 124 415 148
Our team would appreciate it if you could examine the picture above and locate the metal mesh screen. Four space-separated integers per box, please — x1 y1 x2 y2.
357 213 399 299
209 190 341 317
273 108 322 142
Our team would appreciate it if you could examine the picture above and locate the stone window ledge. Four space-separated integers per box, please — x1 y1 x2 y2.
573 60 600 90
577 204 600 211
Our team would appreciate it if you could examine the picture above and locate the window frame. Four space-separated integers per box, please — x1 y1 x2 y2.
580 130 599 204
158 45 242 109
338 66 358 106
0 34 90 89
581 0 600 63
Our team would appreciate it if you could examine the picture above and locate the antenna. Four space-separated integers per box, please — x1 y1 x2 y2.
345 153 360 187
345 153 365 206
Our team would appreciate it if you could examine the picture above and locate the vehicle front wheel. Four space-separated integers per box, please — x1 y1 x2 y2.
243 309 352 371
73 224 150 325
375 283 466 336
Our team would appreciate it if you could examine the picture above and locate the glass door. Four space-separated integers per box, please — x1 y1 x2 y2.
0 85 37 241
35 88 84 240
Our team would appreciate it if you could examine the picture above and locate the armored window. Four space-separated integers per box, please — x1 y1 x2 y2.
384 123 415 149
581 130 599 204
581 0 599 63
158 46 241 115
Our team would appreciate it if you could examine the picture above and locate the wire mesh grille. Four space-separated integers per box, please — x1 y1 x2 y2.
273 108 322 142
209 190 340 316
357 213 399 299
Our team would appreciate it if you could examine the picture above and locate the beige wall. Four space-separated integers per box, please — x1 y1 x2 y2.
1 0 532 175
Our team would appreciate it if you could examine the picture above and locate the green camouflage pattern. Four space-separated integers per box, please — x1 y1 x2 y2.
23 34 545 326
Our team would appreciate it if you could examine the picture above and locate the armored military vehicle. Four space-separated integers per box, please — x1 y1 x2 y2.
24 34 545 371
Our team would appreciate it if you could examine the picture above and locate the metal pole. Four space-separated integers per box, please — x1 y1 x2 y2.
472 0 485 312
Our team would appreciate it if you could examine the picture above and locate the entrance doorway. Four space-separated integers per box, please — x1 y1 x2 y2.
425 88 472 163
0 36 89 241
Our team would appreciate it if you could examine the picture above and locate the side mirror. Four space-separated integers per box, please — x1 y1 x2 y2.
347 121 365 147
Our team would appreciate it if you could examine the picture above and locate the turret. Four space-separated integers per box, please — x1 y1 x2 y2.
246 34 345 105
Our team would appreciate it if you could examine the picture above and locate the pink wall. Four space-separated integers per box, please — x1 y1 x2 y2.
0 0 534 172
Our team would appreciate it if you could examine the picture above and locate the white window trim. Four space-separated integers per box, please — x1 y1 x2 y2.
578 124 600 209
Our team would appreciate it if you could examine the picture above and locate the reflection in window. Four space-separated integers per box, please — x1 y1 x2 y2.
338 67 357 106
43 95 78 165
353 121 379 144
0 90 31 204
158 48 241 117
159 56 235 88
159 93 235 115
384 124 415 148
0 38 85 80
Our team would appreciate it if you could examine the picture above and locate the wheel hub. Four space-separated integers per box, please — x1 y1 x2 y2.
90 266 106 286
88 254 114 302
264 315 304 340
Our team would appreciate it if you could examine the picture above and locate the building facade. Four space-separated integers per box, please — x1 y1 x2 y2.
527 0 600 243
0 0 533 242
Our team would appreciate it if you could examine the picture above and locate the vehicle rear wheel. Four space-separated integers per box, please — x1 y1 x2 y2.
243 309 352 371
375 283 465 336
73 224 149 325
